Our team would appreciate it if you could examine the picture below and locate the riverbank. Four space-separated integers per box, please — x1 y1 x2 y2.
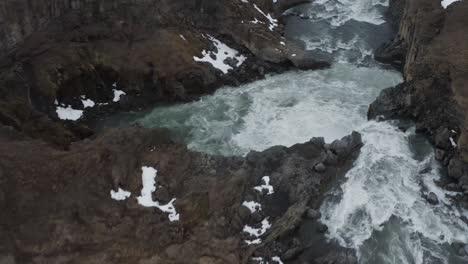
0 0 328 148
370 0 468 207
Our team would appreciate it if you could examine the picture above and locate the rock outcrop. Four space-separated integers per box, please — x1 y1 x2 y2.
370 0 468 200
0 125 362 263
0 0 328 147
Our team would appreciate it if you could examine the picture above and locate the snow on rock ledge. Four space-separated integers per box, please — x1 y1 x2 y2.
137 166 180 222
242 200 262 213
194 35 246 74
56 104 83 121
243 218 272 237
254 176 274 195
441 0 464 8
110 188 131 201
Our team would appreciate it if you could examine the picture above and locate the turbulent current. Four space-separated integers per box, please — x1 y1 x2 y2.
105 0 468 263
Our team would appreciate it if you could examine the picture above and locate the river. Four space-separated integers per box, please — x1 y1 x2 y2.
102 0 468 263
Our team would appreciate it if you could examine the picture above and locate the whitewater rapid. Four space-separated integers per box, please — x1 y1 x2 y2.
105 0 468 263
135 63 401 156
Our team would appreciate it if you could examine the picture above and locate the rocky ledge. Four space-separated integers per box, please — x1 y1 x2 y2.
0 0 326 147
0 125 362 263
370 0 468 203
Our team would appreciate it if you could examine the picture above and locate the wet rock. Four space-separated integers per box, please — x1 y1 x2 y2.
448 158 465 179
435 149 446 161
314 248 358 264
446 183 459 191
306 209 321 219
435 128 452 149
316 223 329 233
314 163 326 173
367 84 407 121
330 131 363 158
426 192 439 205
283 246 304 260
288 52 331 70
324 150 338 165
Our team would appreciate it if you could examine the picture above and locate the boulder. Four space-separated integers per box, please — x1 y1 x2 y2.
314 163 326 173
426 192 439 205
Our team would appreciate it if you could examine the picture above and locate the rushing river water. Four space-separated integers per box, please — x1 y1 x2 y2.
104 0 468 263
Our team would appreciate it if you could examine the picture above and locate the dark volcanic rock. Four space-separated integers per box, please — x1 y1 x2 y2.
0 0 328 147
371 0 468 200
426 192 439 205
0 127 362 263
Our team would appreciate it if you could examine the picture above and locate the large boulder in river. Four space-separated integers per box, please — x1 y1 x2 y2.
0 126 362 263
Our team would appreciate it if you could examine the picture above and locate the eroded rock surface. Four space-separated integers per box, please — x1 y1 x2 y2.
0 126 362 263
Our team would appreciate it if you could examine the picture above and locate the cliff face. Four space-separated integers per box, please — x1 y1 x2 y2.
0 0 310 56
371 0 468 199
0 0 324 147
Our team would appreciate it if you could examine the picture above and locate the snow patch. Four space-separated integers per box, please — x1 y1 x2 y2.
113 89 126 102
254 176 274 195
80 97 95 108
252 257 265 263
272 256 284 264
194 35 246 74
110 188 131 201
137 166 180 221
243 218 272 237
253 4 278 31
56 105 83 121
251 18 262 24
449 137 457 148
242 201 262 213
245 238 262 245
441 0 463 8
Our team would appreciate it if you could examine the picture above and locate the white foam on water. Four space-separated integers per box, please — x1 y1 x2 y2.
320 121 468 264
136 63 401 156
303 0 389 27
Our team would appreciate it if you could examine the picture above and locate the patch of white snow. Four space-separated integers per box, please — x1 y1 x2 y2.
449 137 457 147
56 105 83 121
243 218 272 237
272 256 284 264
245 238 262 245
113 89 126 102
441 0 463 8
193 35 246 74
110 188 131 201
137 166 180 222
254 176 274 195
242 201 262 213
252 257 266 264
253 4 278 31
80 97 95 108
